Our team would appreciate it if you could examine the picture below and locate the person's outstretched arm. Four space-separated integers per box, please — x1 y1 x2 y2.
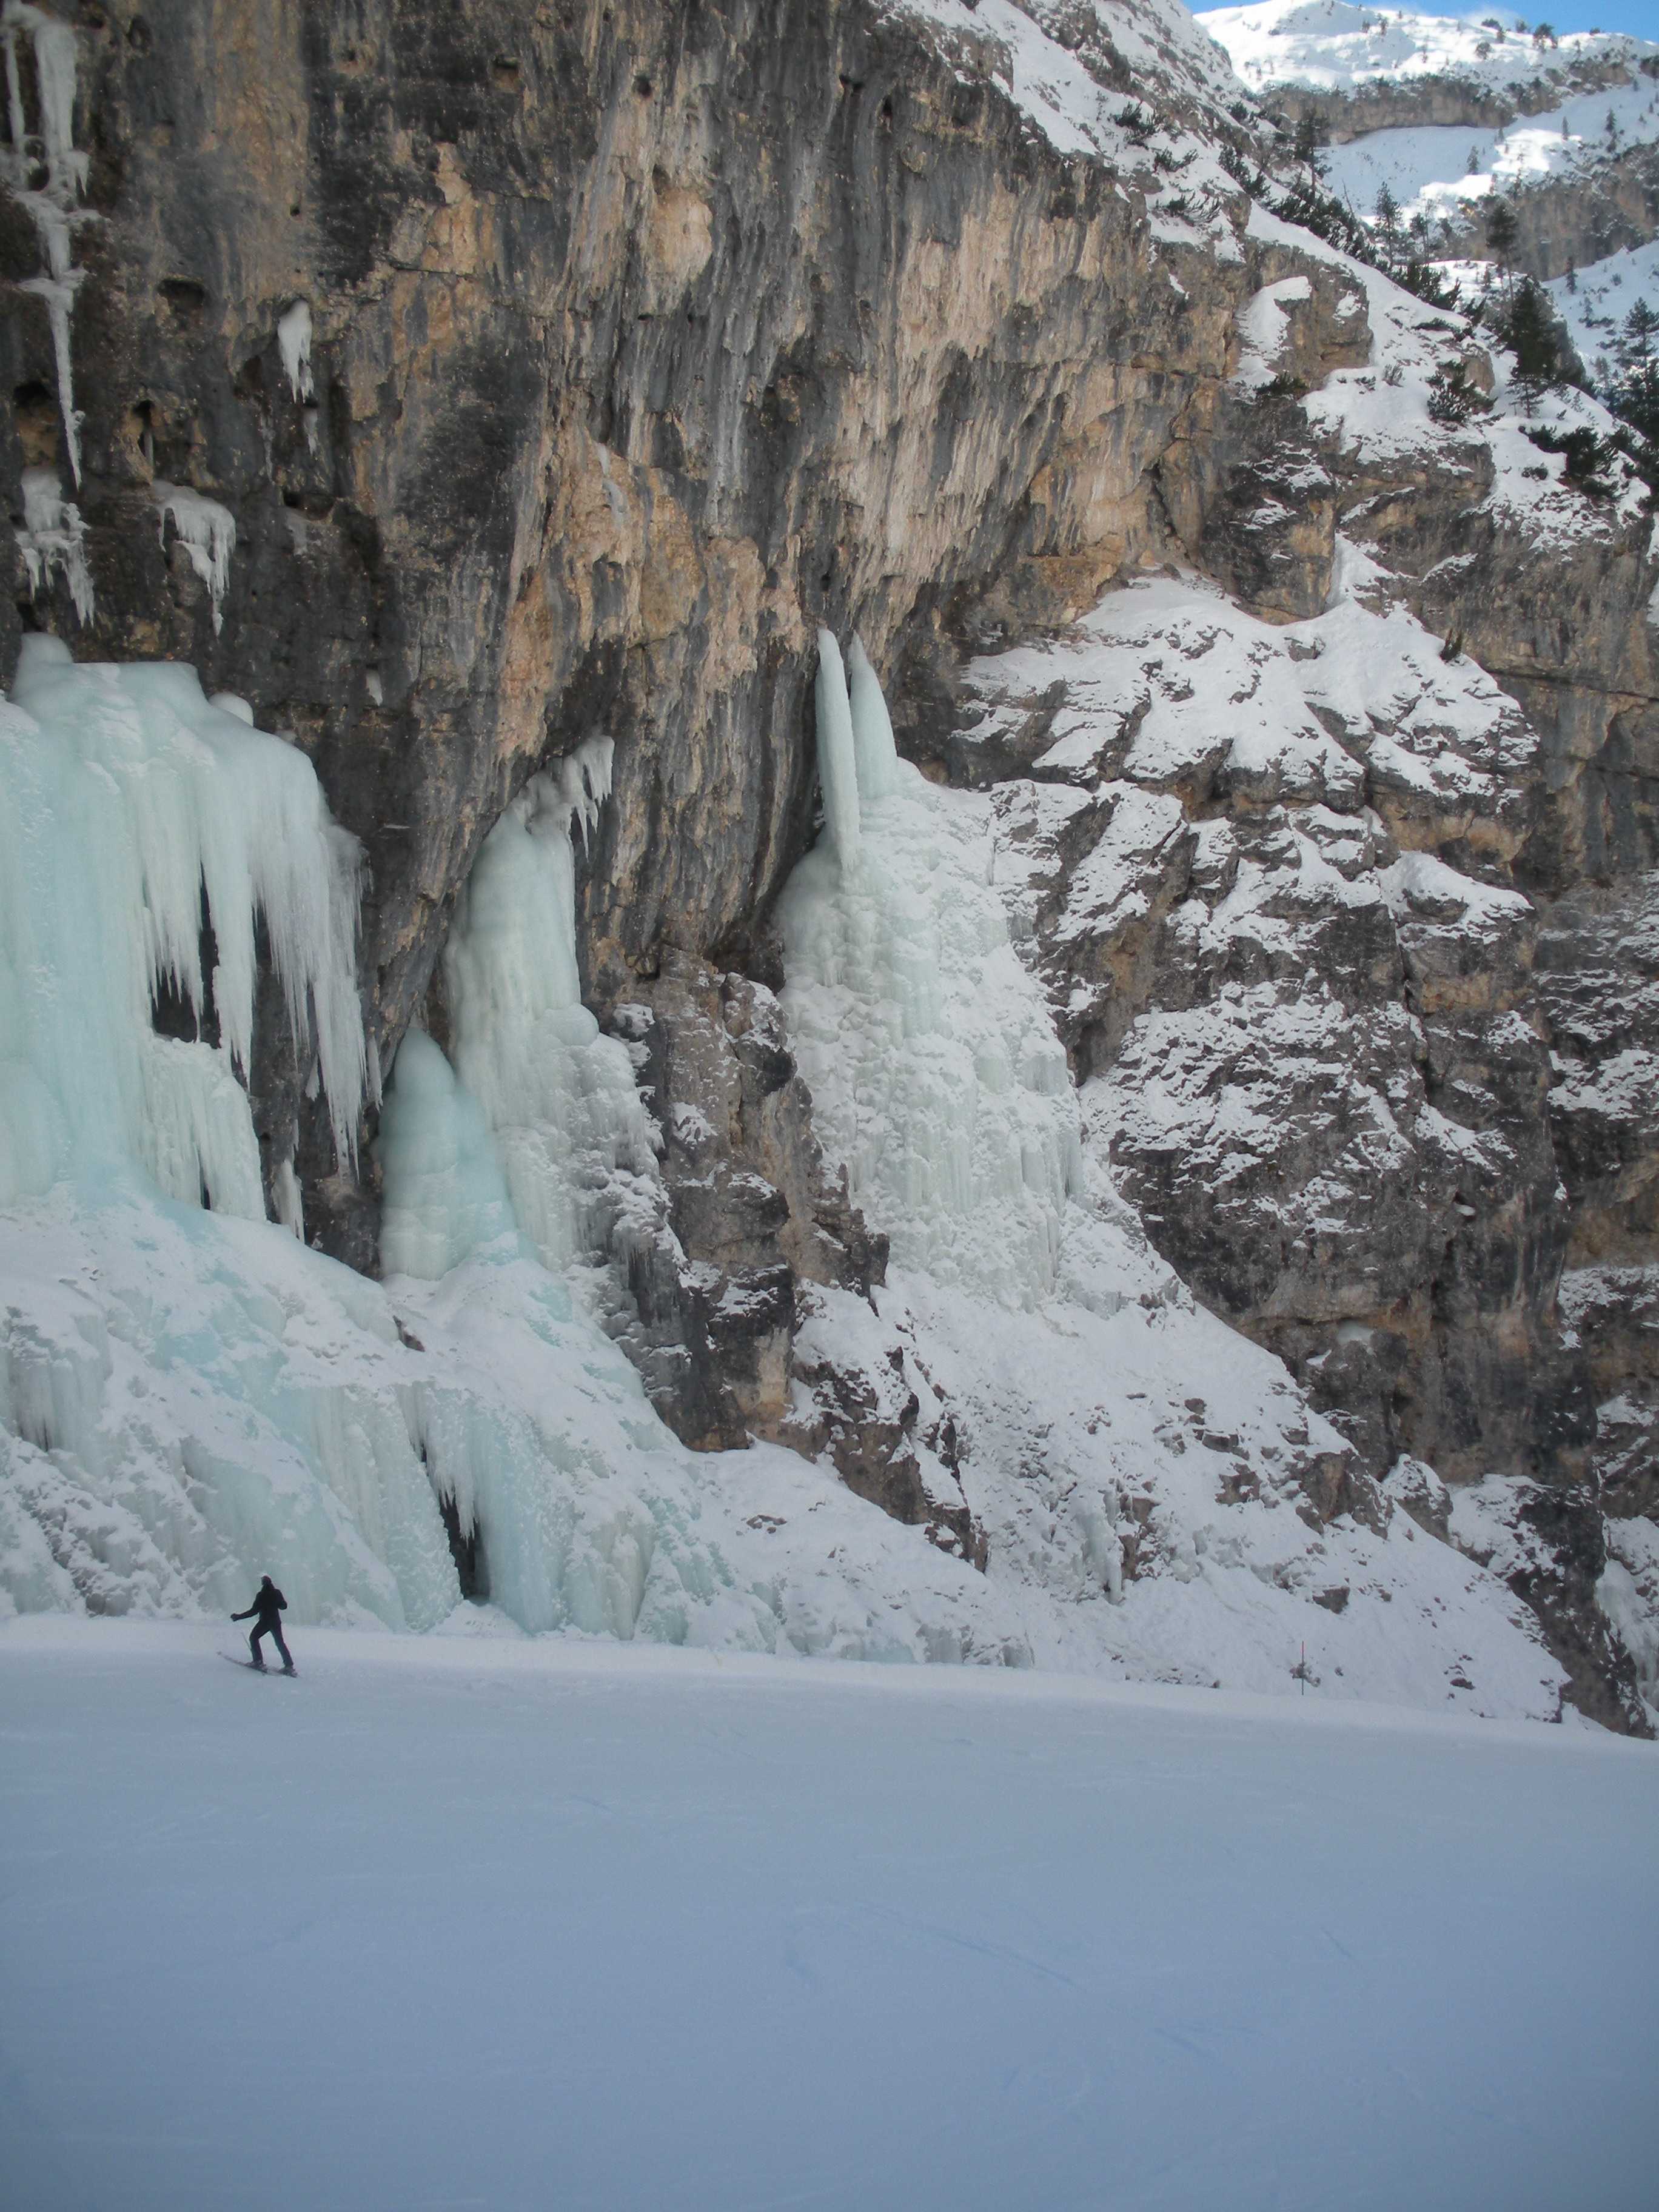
231 1606 250 1620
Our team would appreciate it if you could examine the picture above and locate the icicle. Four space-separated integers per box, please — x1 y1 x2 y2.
276 299 314 403
28 9 81 192
846 633 902 807
14 463 92 622
141 1034 267 1218
555 734 615 848
3 13 24 156
3 3 89 484
18 268 82 480
153 483 236 634
814 629 861 865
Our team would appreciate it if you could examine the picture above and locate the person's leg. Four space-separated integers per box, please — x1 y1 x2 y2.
271 1623 293 1671
249 1623 268 1667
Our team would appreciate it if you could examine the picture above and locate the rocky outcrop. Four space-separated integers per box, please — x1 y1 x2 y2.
1262 52 1653 147
600 956 885 1450
1497 140 1659 286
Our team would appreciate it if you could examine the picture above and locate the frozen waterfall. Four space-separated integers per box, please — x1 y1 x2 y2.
0 643 455 1631
777 632 1082 1307
0 632 1571 1714
0 645 1023 1664
0 638 367 1213
434 742 663 1290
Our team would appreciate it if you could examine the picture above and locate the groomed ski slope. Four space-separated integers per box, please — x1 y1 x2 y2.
3 1619 1655 2212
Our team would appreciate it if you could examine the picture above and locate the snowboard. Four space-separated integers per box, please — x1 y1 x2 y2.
222 1654 298 1678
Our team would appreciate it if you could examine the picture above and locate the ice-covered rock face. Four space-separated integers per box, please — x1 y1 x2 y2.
0 625 1579 1726
765 632 1575 1715
0 643 1046 1664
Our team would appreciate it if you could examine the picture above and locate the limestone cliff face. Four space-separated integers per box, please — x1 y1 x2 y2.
4 0 1225 1221
5 0 1659 1723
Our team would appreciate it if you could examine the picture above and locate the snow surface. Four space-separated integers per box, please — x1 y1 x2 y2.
2 1617 1655 2212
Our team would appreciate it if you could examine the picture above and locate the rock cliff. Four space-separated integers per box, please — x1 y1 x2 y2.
5 0 1658 1727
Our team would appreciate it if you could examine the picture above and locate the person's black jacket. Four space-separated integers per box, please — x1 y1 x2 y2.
233 1583 287 1624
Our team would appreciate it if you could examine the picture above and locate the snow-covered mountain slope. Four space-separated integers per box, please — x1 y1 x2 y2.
1545 232 1659 381
1201 3 1659 313
5 1618 1657 2212
1202 2 1654 110
1316 75 1659 240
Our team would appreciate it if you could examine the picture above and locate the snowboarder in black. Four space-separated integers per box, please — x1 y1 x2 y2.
233 1577 294 1672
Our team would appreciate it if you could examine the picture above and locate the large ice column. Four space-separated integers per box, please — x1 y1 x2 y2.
440 743 662 1287
846 634 902 805
814 630 862 863
1 637 369 1216
372 744 784 1643
0 637 464 1631
0 1193 463 1632
779 636 1082 1307
377 1028 520 1279
379 1028 728 1640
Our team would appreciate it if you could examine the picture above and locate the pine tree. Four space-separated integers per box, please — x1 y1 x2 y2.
1486 198 1518 293
1373 182 1401 261
1292 113 1329 185
1499 279 1561 404
1617 300 1659 367
1615 358 1659 447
